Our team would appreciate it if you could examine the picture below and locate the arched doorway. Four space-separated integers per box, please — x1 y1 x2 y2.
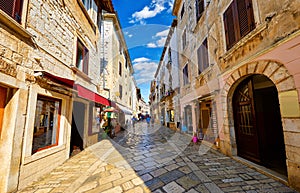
233 74 287 175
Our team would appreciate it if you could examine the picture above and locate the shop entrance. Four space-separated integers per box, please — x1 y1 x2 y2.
0 86 7 137
233 75 287 175
70 101 85 156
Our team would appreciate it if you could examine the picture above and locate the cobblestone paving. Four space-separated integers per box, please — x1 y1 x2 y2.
19 122 298 193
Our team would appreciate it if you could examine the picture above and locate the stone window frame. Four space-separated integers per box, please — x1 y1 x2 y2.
0 0 31 40
81 0 98 25
76 38 89 75
0 0 24 23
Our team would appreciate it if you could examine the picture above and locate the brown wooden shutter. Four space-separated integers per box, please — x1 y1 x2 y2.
196 0 204 21
203 39 209 70
83 48 89 75
237 0 254 38
197 45 202 74
0 0 15 18
223 1 237 49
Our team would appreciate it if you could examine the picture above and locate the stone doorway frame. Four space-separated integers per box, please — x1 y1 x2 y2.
219 60 300 187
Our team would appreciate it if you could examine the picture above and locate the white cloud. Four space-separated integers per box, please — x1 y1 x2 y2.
133 59 158 85
155 29 169 37
133 57 151 63
146 28 169 48
146 43 157 48
128 34 133 38
129 0 174 24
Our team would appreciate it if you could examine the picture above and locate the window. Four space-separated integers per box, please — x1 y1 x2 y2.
89 105 101 135
125 60 128 69
195 0 205 21
168 48 172 63
119 62 122 76
82 0 98 24
182 29 187 49
119 85 123 99
0 86 7 137
76 39 89 74
32 95 61 154
0 0 23 23
183 64 189 85
180 3 185 19
197 38 209 74
223 0 255 49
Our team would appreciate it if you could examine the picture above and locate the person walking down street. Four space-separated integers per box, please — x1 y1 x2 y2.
131 116 137 128
146 116 151 125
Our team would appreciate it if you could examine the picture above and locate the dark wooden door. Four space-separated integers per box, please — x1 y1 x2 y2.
233 78 260 163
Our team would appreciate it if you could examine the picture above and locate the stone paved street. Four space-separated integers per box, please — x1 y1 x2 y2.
18 122 298 193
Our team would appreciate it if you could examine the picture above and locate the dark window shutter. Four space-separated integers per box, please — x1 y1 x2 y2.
197 45 202 74
223 2 237 49
237 0 255 37
0 0 15 18
196 0 204 21
83 48 89 75
197 38 209 74
203 39 209 70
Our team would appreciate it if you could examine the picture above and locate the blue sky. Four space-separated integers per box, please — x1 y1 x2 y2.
111 0 175 102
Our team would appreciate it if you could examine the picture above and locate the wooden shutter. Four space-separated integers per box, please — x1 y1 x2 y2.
0 86 7 137
196 0 204 21
197 38 209 74
0 0 14 17
223 1 237 50
202 39 209 70
197 45 202 74
237 0 255 37
83 47 89 75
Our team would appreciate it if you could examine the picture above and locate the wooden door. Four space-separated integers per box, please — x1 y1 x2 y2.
0 86 7 137
233 78 260 163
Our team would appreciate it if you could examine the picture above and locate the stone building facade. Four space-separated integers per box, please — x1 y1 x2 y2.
0 0 114 192
172 0 300 191
100 12 136 128
152 19 180 129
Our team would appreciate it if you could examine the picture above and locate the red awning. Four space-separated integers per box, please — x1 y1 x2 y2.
35 71 75 88
76 84 110 106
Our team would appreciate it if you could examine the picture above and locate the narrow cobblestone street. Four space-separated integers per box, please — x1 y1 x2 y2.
19 122 298 193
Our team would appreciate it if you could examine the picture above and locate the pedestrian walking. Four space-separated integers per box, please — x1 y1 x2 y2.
146 116 151 125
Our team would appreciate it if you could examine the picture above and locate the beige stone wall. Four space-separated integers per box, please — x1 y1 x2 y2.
0 0 107 191
173 0 300 190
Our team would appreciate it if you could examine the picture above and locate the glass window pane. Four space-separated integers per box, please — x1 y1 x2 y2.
32 96 61 154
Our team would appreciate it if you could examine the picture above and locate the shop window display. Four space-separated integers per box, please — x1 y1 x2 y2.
32 95 61 154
